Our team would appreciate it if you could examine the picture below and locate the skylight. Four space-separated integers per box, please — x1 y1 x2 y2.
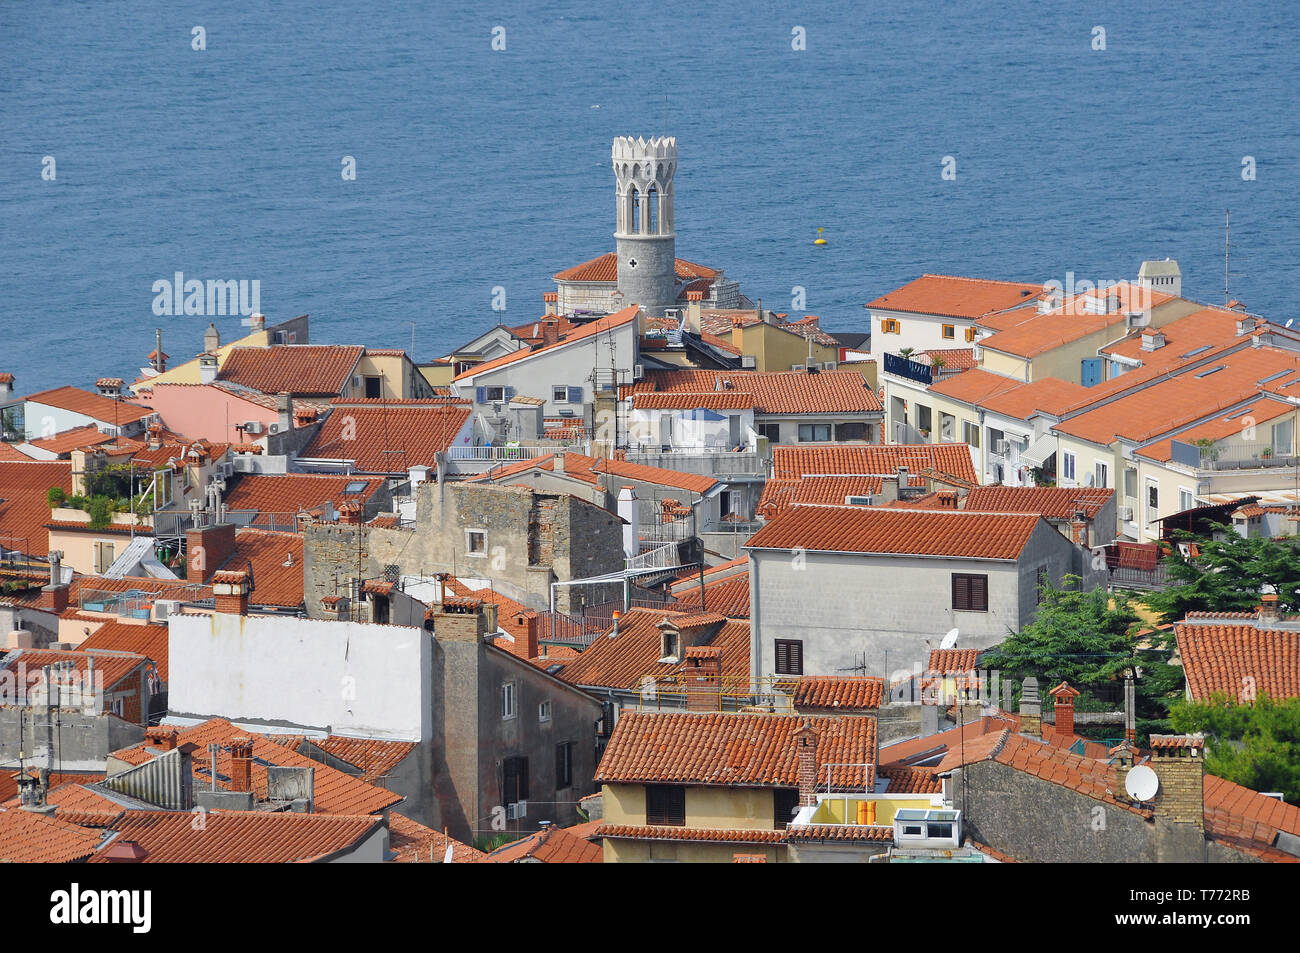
1194 365 1226 378
343 481 369 494
1180 345 1213 358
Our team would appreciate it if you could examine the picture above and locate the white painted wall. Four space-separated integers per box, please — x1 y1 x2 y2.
168 614 431 741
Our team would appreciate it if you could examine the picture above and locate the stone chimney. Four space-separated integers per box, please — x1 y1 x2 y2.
95 377 124 398
1259 593 1279 625
1049 680 1079 739
1147 735 1205 829
212 570 252 615
896 466 909 493
432 598 496 643
541 318 560 348
795 720 819 806
618 486 639 558
229 737 254 792
199 352 218 384
1019 676 1042 737
39 550 68 613
204 322 221 354
147 422 164 451
1069 509 1089 548
186 522 236 584
685 290 704 334
684 646 721 712
543 292 558 316
553 452 566 475
249 312 266 332
276 393 293 434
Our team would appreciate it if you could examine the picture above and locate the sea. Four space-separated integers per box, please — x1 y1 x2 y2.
2 0 1297 390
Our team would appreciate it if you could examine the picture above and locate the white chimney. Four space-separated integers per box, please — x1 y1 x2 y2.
199 353 218 384
618 486 639 558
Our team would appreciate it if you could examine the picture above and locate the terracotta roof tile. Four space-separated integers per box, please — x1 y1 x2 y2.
633 391 755 410
217 345 364 395
595 711 875 790
877 764 942 794
476 450 720 496
672 572 750 619
22 386 156 425
867 275 1043 319
309 736 418 785
2 647 149 694
303 401 471 472
387 811 485 862
1175 621 1300 702
454 306 639 381
747 505 1042 560
596 824 789 844
928 648 980 674
554 253 717 283
0 806 104 862
926 368 1025 405
964 486 1114 520
482 824 603 863
770 443 978 484
978 377 1094 419
625 368 883 414
77 620 170 681
24 424 119 456
222 473 384 526
792 676 884 711
979 284 1175 359
224 529 304 609
0 460 73 556
1135 397 1294 463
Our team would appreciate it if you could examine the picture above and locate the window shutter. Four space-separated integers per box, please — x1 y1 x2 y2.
776 640 788 672
475 386 487 404
972 575 988 611
790 641 802 675
504 386 515 400
567 386 583 403
953 574 969 610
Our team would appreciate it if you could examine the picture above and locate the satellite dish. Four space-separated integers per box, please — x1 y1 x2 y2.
442 844 455 864
1287 319 1295 328
1125 764 1160 802
939 628 959 650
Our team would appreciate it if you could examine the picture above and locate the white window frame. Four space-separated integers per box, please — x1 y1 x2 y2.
465 529 487 557
1094 461 1108 489
1062 452 1076 482
538 700 552 723
1178 486 1195 512
485 385 505 403
552 386 569 404
502 682 517 720
1145 478 1160 528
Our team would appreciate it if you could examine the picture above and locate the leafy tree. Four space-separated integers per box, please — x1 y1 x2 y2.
1170 693 1300 803
1142 527 1300 624
983 575 1182 736
46 486 66 508
86 495 116 530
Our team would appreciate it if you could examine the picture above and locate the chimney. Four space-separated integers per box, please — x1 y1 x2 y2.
685 290 704 334
1069 509 1089 548
1048 681 1079 740
618 486 639 558
1147 735 1205 829
212 570 252 615
431 599 495 643
1140 329 1166 351
249 312 266 332
542 292 558 316
95 377 124 398
1259 593 1279 625
336 501 363 525
609 610 621 639
0 372 14 401
730 316 746 351
795 720 819 806
1124 675 1136 743
147 727 179 751
186 522 237 583
896 466 909 492
1018 676 1042 737
322 595 351 621
147 422 163 450
276 393 293 434
199 352 218 384
541 318 560 348
684 647 721 711
39 550 68 613
229 737 254 792
204 322 221 354
553 452 565 475
102 840 148 863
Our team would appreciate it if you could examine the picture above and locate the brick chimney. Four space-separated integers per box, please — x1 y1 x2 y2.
1069 509 1089 548
146 421 164 451
321 595 351 621
1259 593 1279 625
795 720 819 806
186 522 236 583
541 318 560 348
1019 676 1042 738
684 646 721 712
229 737 254 792
1048 680 1079 740
431 599 497 643
542 292 558 316
212 570 251 615
1147 735 1205 830
336 500 363 525
147 727 179 751
39 549 68 613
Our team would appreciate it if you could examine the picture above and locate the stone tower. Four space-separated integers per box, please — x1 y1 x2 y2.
613 136 677 317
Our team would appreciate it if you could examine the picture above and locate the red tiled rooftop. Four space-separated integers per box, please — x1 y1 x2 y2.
22 386 155 425
387 812 484 863
624 368 883 415
671 572 751 619
928 648 980 675
302 401 471 472
770 443 977 484
77 620 170 682
475 450 720 496
24 424 118 456
454 306 640 382
0 806 104 863
217 345 364 396
554 252 717 283
867 275 1042 319
1175 619 1300 702
225 529 305 609
791 676 884 711
964 486 1114 520
0 460 73 556
222 473 384 525
481 824 603 863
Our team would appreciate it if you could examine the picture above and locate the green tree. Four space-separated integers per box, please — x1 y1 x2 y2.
1170 693 1300 803
983 575 1182 736
1142 527 1300 624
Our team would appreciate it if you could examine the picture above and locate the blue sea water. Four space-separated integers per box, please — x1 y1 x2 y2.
1 0 1296 390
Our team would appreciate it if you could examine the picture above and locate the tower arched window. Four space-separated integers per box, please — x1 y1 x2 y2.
631 187 640 232
648 185 658 234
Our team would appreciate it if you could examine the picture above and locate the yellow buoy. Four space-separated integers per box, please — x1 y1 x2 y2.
813 226 827 246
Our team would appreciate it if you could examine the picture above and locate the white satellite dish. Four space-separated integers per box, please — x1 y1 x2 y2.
442 844 455 864
1287 319 1295 328
939 628 959 650
1125 764 1160 802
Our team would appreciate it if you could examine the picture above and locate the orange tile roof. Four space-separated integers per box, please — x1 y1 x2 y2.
454 306 639 381
217 345 365 395
0 442 36 461
595 711 875 790
481 824 604 863
5 781 124 827
505 316 583 344
770 443 977 484
979 284 1176 359
597 824 790 844
387 811 485 862
0 806 104 862
309 736 418 785
765 475 885 517
222 473 384 525
919 348 977 371
1175 621 1300 702
226 529 305 609
928 648 980 674
303 401 471 472
476 450 720 496
747 505 1042 560
554 608 750 692
1203 773 1300 852
963 486 1114 520
1134 397 1294 463
554 252 717 283
87 810 382 863
0 460 72 556
24 424 118 456
792 676 884 711
633 391 755 410
671 572 751 619
22 386 156 425
877 764 943 794
69 574 212 604
978 376 1093 419
866 275 1043 319
1100 306 1261 363
625 368 883 414
77 620 170 682
3 647 149 694
926 368 1025 405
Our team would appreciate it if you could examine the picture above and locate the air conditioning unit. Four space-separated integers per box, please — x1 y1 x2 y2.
242 420 263 434
633 363 644 380
268 422 281 434
218 462 235 479
740 355 756 369
1118 505 1134 521
152 600 182 621
1125 311 1149 330
506 801 527 820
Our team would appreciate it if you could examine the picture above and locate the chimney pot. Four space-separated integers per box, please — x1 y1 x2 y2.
795 721 819 806
1260 594 1279 625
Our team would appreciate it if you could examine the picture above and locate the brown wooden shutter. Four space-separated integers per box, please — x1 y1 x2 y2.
952 574 969 610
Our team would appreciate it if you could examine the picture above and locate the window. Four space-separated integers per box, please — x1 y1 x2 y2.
835 422 868 441
1061 452 1076 482
1146 480 1159 523
952 573 989 612
93 541 116 574
501 682 516 720
661 628 680 661
538 700 552 723
798 424 831 442
757 423 781 443
343 480 369 495
965 327 977 343
962 421 980 449
364 376 382 398
940 413 956 441
903 823 924 836
485 385 505 403
880 318 901 334
1094 462 1108 489
1179 487 1194 511
927 822 954 839
942 324 955 340
555 742 573 789
553 386 569 403
645 784 686 826
916 404 932 433
1124 467 1137 499
775 639 804 675
503 756 528 804
773 788 800 829
466 530 486 555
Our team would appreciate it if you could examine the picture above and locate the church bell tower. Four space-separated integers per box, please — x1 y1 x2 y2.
612 136 677 317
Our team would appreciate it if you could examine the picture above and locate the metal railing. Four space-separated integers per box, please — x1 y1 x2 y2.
447 445 555 462
624 450 769 476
